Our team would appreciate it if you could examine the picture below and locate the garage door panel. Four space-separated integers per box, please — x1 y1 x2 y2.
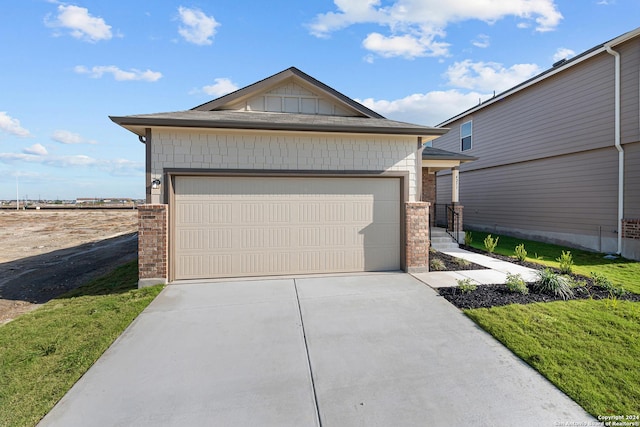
174 176 400 279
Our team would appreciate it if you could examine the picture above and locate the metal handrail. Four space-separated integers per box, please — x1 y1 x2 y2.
446 204 460 244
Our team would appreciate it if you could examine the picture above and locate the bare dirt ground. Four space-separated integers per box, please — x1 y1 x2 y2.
0 209 139 323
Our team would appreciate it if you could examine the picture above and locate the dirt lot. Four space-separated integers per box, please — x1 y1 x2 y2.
0 209 139 323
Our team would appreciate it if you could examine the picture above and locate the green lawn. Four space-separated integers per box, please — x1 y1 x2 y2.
0 261 163 427
466 300 640 416
462 230 640 417
466 230 640 294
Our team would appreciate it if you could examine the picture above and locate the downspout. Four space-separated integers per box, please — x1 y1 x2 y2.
604 44 623 254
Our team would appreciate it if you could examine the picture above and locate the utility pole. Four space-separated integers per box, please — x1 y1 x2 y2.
16 175 19 210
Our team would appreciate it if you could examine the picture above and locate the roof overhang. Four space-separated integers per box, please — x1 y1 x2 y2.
110 111 449 139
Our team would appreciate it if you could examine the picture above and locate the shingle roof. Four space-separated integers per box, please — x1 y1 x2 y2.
422 146 477 162
110 110 448 138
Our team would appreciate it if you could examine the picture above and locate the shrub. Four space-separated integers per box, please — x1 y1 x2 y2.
457 278 477 293
430 258 446 271
464 230 473 246
455 258 470 268
484 234 499 253
590 272 627 297
534 268 574 300
556 251 574 274
505 273 529 295
514 243 527 262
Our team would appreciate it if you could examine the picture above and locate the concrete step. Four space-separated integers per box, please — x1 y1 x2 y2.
430 227 460 251
431 243 460 251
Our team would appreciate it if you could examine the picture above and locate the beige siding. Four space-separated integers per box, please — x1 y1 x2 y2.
173 176 400 279
619 39 640 145
438 148 619 249
227 81 357 116
151 129 420 202
435 52 616 170
625 141 640 217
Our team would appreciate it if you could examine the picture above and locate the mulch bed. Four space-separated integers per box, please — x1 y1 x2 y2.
436 246 640 309
430 250 488 271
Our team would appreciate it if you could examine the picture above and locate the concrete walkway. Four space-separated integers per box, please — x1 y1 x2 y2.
414 247 540 287
38 273 592 427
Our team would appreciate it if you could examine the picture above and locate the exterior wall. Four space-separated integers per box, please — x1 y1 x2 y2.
150 129 420 203
433 39 640 259
405 202 429 273
138 204 168 287
438 147 620 253
619 39 640 145
434 53 616 169
624 141 640 218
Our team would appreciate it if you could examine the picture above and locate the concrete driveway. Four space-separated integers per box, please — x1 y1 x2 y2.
39 273 592 427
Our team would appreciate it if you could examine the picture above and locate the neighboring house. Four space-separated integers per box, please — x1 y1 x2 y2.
432 27 640 260
110 67 449 285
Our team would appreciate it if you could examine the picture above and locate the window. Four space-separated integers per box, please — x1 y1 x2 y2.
460 121 472 151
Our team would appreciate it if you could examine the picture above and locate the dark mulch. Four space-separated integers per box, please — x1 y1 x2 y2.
436 246 640 309
438 283 640 310
430 250 488 271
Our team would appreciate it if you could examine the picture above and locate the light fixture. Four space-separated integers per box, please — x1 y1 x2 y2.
151 179 161 189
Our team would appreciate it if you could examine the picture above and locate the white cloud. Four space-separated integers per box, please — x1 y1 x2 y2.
23 143 48 156
309 0 562 58
74 65 162 82
177 6 220 45
358 89 490 126
472 34 490 48
445 60 540 92
201 78 239 97
51 130 97 145
46 4 112 42
0 112 31 137
552 47 575 62
362 32 449 58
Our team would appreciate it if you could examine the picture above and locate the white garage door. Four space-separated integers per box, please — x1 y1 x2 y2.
173 176 400 280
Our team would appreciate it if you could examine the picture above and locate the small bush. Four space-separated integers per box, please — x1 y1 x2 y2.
457 278 477 293
514 243 527 262
484 234 499 253
455 258 470 268
556 251 574 274
590 272 627 297
429 246 437 255
464 230 473 246
505 273 529 295
430 258 446 271
534 268 574 300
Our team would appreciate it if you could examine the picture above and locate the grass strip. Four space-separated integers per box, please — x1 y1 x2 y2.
466 230 640 294
466 299 640 417
0 261 163 427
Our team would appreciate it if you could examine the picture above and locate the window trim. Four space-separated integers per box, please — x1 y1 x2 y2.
460 120 472 152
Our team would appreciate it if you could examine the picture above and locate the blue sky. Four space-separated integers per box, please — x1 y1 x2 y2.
1 0 637 200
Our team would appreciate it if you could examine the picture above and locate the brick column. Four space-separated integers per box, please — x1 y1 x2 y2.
421 170 436 226
622 219 640 239
138 204 168 287
405 202 429 273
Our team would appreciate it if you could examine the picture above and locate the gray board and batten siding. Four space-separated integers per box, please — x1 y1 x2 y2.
433 32 640 257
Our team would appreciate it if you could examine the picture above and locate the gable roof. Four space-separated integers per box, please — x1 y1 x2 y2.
192 67 384 118
110 67 448 139
438 26 640 127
